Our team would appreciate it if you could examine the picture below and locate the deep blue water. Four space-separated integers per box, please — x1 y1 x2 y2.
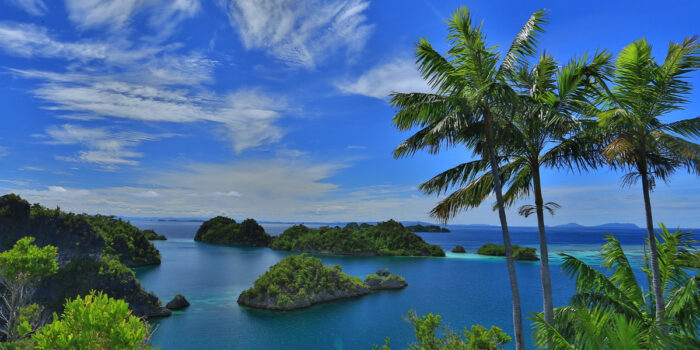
131 221 695 349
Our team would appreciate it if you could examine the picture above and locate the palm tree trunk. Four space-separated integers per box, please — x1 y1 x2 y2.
484 109 525 350
640 164 665 322
532 164 554 327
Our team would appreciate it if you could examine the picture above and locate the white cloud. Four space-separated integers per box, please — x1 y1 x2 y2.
135 190 160 198
19 166 44 171
65 0 200 33
45 124 173 166
0 179 27 186
4 0 47 16
337 58 431 99
19 185 91 198
223 0 373 68
213 190 241 197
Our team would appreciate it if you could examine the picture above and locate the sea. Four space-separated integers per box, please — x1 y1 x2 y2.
130 220 697 349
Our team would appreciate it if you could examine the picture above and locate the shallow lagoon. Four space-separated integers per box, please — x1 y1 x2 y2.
132 221 680 349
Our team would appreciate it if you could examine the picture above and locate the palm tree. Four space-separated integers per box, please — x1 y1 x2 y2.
390 7 547 349
532 225 700 349
415 51 612 329
593 37 700 322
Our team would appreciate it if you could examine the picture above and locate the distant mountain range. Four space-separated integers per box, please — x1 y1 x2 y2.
551 222 639 229
121 218 641 230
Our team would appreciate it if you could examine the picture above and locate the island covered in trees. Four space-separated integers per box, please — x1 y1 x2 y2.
194 217 445 257
404 224 450 232
194 216 271 247
269 220 445 257
477 243 539 261
0 194 169 319
237 255 406 310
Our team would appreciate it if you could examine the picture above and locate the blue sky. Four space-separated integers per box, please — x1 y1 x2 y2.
0 0 698 226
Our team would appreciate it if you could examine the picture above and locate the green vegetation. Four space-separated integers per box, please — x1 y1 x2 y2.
405 224 450 233
389 7 550 346
374 311 511 350
238 254 368 310
269 220 444 257
194 216 271 247
0 195 165 320
32 291 153 350
0 194 160 268
592 37 700 323
477 244 538 261
0 237 58 344
142 229 166 240
532 225 700 349
87 215 161 266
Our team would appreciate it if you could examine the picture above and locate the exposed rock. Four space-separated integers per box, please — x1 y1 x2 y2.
237 288 371 311
376 268 390 277
364 274 408 290
147 307 172 318
166 294 190 310
452 245 466 253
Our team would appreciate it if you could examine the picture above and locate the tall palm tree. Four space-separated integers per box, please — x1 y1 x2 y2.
390 7 547 349
532 225 700 349
416 51 612 329
593 37 700 322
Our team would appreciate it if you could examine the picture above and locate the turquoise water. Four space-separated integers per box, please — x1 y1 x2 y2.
132 221 683 349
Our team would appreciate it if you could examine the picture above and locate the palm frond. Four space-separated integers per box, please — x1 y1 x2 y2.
499 9 549 74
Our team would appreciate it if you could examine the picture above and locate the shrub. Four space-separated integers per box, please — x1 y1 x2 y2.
32 292 153 350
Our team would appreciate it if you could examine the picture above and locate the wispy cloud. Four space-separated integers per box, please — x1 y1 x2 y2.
18 72 287 153
44 124 174 167
337 58 431 99
65 0 200 35
223 0 373 68
0 145 6 158
4 0 47 16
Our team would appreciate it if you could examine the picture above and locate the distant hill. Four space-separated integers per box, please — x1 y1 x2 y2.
552 222 639 229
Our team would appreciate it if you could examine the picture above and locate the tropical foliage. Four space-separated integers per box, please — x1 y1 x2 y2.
269 220 444 257
0 237 58 344
194 216 271 247
390 6 550 347
238 254 367 308
477 243 538 261
374 311 511 350
32 291 153 350
404 224 450 233
532 225 700 349
592 36 700 321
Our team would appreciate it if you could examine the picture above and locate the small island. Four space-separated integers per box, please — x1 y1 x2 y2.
405 224 450 233
364 269 408 290
144 229 167 240
194 216 271 247
269 220 444 257
452 245 466 253
477 243 539 261
237 255 375 310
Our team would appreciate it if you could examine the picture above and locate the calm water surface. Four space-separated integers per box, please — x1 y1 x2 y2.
132 221 690 349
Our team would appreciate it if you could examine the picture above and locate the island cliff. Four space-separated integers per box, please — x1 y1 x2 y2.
237 255 371 310
0 194 168 318
194 216 271 247
269 220 445 257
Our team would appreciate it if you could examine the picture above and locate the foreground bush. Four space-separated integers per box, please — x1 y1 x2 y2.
0 237 58 343
32 291 153 350
375 311 511 349
532 224 700 349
